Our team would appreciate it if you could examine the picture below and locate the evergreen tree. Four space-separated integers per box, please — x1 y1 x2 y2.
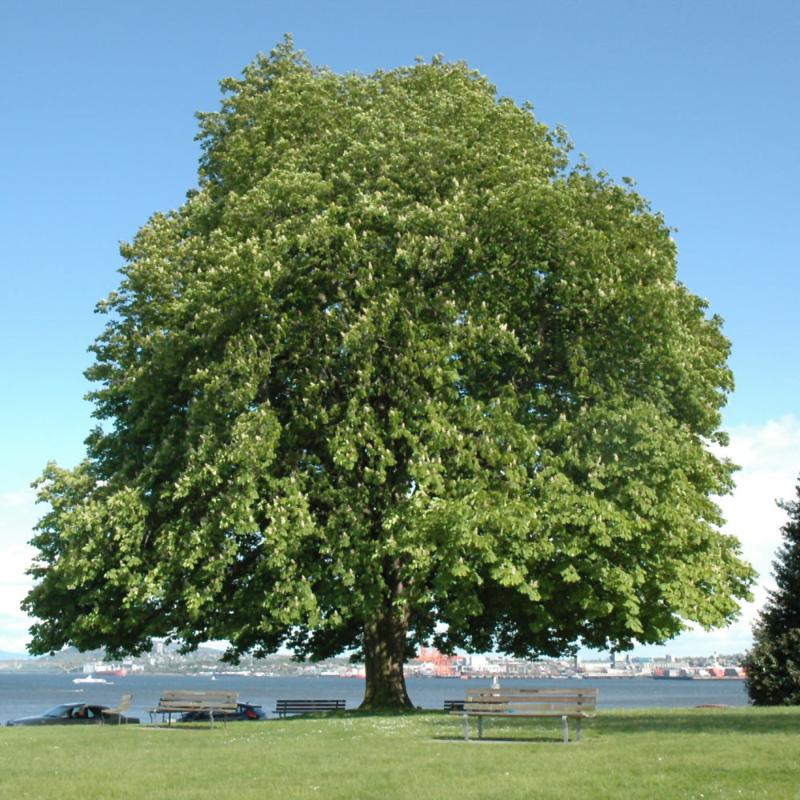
743 478 800 705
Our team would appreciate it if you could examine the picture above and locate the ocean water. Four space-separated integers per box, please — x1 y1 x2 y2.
0 672 748 724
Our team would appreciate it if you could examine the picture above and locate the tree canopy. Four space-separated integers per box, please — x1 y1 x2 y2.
743 479 800 705
25 39 754 708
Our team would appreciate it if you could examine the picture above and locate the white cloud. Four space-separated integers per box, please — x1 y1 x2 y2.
710 415 800 640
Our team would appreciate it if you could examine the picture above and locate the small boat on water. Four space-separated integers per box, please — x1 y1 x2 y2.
72 675 114 685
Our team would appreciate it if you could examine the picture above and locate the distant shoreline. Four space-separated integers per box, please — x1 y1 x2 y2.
0 667 745 682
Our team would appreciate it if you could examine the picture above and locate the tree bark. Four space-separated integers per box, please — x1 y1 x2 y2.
360 610 413 710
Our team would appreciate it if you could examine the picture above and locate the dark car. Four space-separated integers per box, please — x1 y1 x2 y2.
6 702 139 726
178 702 266 722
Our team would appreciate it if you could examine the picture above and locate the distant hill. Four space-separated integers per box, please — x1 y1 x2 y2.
0 651 30 660
35 643 226 662
35 646 104 663
0 641 230 667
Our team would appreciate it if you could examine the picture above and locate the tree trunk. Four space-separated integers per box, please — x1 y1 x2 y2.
360 611 413 710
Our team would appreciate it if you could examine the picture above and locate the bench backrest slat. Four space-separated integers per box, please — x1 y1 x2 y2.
467 689 597 697
155 690 238 710
462 688 597 715
275 699 346 714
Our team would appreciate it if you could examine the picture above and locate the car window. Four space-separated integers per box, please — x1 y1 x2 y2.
42 704 72 718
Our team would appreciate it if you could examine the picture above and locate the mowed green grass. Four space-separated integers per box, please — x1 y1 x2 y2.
1 707 798 800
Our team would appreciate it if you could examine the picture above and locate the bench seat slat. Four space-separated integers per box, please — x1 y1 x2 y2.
464 694 597 705
465 688 596 692
464 703 596 710
457 710 595 718
152 705 239 709
465 691 597 700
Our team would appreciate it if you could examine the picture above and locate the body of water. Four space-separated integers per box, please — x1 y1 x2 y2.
0 672 748 724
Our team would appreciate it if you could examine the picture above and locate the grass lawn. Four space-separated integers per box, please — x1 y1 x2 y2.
2 707 798 799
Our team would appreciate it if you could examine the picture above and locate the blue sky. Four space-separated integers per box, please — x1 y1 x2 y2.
1 0 798 657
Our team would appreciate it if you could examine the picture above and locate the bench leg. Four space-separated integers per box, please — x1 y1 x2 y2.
562 715 569 744
478 717 483 740
576 718 582 742
462 713 470 741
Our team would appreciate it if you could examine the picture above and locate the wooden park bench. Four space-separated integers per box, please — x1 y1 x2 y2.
443 699 464 711
453 687 597 743
274 699 346 718
148 690 239 728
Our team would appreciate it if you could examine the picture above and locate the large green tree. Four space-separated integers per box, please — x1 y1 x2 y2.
743 479 800 705
25 39 754 708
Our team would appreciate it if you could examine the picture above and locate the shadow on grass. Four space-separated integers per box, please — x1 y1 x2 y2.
275 708 429 721
430 714 594 743
271 711 352 722
432 734 572 744
269 708 799 739
597 709 800 737
141 723 232 732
